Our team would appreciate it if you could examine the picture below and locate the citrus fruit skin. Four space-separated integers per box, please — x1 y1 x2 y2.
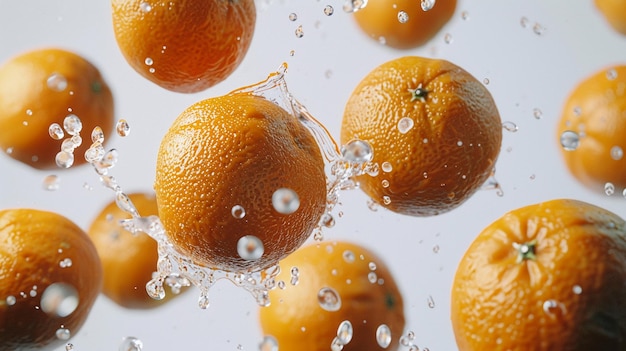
595 0 626 35
451 199 626 351
0 209 102 351
259 241 405 351
557 65 626 192
88 192 182 309
0 48 114 170
353 0 457 49
341 56 502 217
154 94 327 273
111 0 256 93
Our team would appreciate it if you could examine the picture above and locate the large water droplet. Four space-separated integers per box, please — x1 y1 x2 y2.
119 336 143 351
6 295 16 306
336 320 353 344
397 11 409 23
47 73 68 92
611 146 623 160
237 235 264 260
397 117 414 134
421 0 436 11
376 324 392 348
341 139 373 164
259 335 278 351
381 162 392 173
560 130 580 151
318 287 342 311
56 328 71 341
63 114 82 136
55 151 74 168
49 123 65 140
272 188 300 214
40 283 79 317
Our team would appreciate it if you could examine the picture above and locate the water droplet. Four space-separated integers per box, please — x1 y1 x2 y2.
381 162 392 173
533 108 543 119
376 324 392 348
343 250 355 263
605 182 615 196
85 142 105 163
231 205 246 219
119 336 143 351
341 139 373 164
433 245 440 253
533 22 545 35
65 343 74 351
368 262 377 270
381 179 390 188
502 121 518 132
59 258 73 268
421 0 435 11
63 114 82 135
237 235 264 260
91 126 104 143
397 11 409 23
397 117 414 133
483 77 490 85
41 283 78 317
272 188 300 214
318 287 342 311
461 10 469 20
288 12 297 21
336 320 353 344
259 335 278 351
6 295 16 306
324 5 334 16
47 123 64 140
331 337 344 351
321 213 335 228
47 73 68 92
116 119 131 137
611 146 623 160
542 299 565 317
456 140 463 147
139 1 152 12
368 272 377 283
607 68 618 80
295 25 304 38
343 0 368 13
520 16 529 28
55 151 74 168
43 175 61 191
382 196 391 205
560 130 580 151
144 57 153 66
572 285 583 295
444 33 453 44
116 192 139 217
427 295 435 308
56 328 71 341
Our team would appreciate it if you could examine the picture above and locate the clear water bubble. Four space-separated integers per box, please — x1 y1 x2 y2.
381 162 392 173
336 320 353 344
321 213 335 228
231 205 246 219
119 336 143 351
421 0 435 11
368 272 377 283
116 119 131 137
318 287 342 311
144 57 153 66
533 108 543 119
85 142 105 163
502 121 518 132
397 117 414 134
560 130 580 151
542 299 566 317
91 126 104 143
49 123 65 140
343 0 368 13
116 191 139 217
397 11 409 23
369 262 377 270
520 16 529 28
607 68 618 80
341 140 373 163
444 33 453 44
56 328 71 341
382 196 391 205
289 12 297 21
65 343 74 351
461 10 469 20
572 285 583 295
59 258 73 268
376 324 392 348
381 179 390 188
324 5 334 16
63 114 82 135
237 235 264 261
139 1 152 12
343 250 355 263
295 25 304 38
483 77 490 85
259 335 278 351
6 295 16 306
55 151 74 168
331 337 344 351
605 182 615 196
427 295 435 308
533 22 546 35
43 175 61 191
47 73 68 92
40 283 79 317
611 146 623 160
272 188 300 214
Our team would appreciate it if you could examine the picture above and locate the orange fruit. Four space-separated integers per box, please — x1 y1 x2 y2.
595 0 626 35
352 0 457 49
341 56 502 217
88 192 184 309
451 199 626 350
111 0 256 93
0 208 102 350
557 65 626 193
259 241 405 351
0 48 114 170
154 93 327 273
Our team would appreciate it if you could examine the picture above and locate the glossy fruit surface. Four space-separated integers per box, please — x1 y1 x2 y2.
341 56 502 216
452 199 626 351
259 241 405 351
595 0 626 35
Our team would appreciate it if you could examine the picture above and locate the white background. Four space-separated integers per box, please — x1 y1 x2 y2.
0 1 625 350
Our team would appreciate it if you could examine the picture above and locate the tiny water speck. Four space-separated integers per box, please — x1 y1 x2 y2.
611 145 623 160
41 282 79 317
231 205 246 219
324 5 334 16
542 299 563 316
397 117 414 134
295 25 304 38
65 344 74 351
483 77 490 85
289 12 297 21
533 108 542 119
533 22 546 35
427 295 435 308
259 335 278 351
343 0 368 13
47 73 68 92
139 1 152 12
461 10 469 20
560 130 580 151
237 235 264 261
502 121 518 132
56 328 71 341
376 324 392 348
381 179 389 188
318 287 342 311
572 285 582 295
119 336 143 351
343 250 355 263
59 258 73 268
520 16 529 28
605 182 615 196
607 68 618 80
272 188 300 214
397 11 409 23
444 33 453 44
336 320 353 345
116 119 131 137
382 196 391 205
43 175 61 191
421 0 435 11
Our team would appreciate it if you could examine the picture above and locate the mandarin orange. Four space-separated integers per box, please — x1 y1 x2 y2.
259 241 405 351
111 0 256 93
451 199 626 350
595 0 626 35
0 48 114 170
341 56 502 216
154 93 327 273
0 209 102 351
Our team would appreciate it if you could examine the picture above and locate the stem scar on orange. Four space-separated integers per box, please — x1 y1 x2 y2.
451 199 626 350
111 0 256 93
154 93 327 273
341 56 502 217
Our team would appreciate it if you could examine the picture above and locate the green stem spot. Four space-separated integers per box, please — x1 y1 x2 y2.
408 83 429 102
513 240 537 263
